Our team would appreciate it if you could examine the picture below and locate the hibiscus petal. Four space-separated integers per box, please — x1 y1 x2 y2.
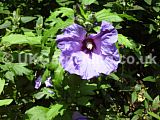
59 51 99 80
56 24 86 55
89 21 118 56
92 52 120 75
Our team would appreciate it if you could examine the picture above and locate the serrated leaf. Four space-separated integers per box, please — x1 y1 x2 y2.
10 63 32 76
0 78 5 95
21 16 36 23
118 34 136 49
5 71 14 81
25 106 49 120
143 76 156 82
81 0 96 5
95 9 123 22
47 104 63 120
0 99 13 106
46 7 74 22
1 34 41 46
54 65 64 88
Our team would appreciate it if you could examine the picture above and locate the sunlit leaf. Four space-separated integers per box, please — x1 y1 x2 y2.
131 91 137 104
144 91 153 101
95 9 123 22
56 0 74 6
1 34 41 46
144 0 152 5
0 20 11 29
21 16 36 23
81 0 96 5
0 99 13 106
0 78 5 95
152 95 160 109
143 76 156 82
46 104 63 120
25 106 49 120
148 112 160 119
118 34 136 49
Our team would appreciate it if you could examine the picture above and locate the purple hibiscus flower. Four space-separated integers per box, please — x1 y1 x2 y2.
45 76 53 87
72 111 88 120
35 76 53 89
56 21 120 79
35 76 42 89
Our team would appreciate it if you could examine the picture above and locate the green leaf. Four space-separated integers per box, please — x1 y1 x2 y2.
134 109 143 114
5 63 32 76
36 16 43 28
13 63 32 76
0 20 11 29
81 0 96 5
131 114 139 120
144 100 149 109
47 104 63 120
34 92 45 100
1 34 41 46
134 84 141 91
153 6 160 12
144 91 153 101
5 71 14 81
80 83 97 95
100 84 111 89
131 91 137 104
119 14 138 21
54 65 64 88
21 16 36 23
77 97 91 106
144 0 152 5
108 73 120 81
0 99 13 106
152 95 160 109
143 76 156 82
124 105 129 114
46 7 74 22
25 106 49 120
95 9 123 22
0 78 5 95
147 112 160 119
118 34 136 49
56 0 74 6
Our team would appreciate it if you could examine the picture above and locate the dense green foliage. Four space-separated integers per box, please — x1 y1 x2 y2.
0 0 160 119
